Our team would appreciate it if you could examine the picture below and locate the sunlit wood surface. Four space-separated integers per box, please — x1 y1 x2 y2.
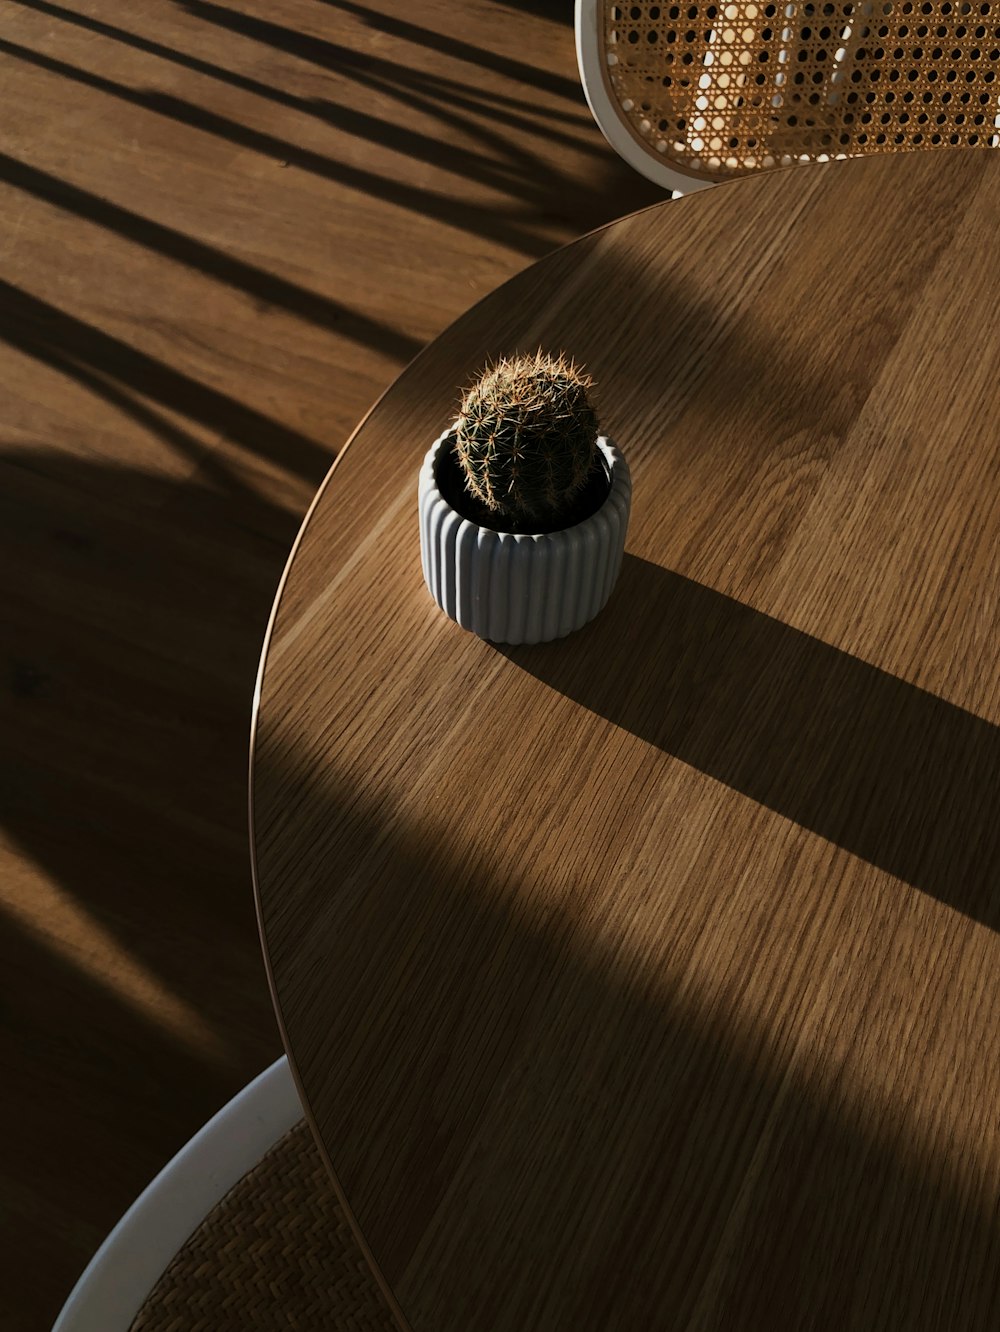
0 3 662 1326
253 150 1000 1332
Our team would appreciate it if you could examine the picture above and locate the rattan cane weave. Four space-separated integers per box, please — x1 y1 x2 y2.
129 1122 397 1331
600 0 1000 180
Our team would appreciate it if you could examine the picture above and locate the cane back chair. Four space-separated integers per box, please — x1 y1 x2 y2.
51 1059 398 1332
577 0 1000 192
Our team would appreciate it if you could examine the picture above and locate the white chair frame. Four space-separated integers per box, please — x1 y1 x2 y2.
575 0 716 195
52 1057 301 1332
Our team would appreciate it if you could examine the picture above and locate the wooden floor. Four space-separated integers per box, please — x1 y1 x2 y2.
0 2 662 1326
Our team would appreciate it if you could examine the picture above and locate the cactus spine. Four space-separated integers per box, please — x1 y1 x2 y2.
454 351 598 526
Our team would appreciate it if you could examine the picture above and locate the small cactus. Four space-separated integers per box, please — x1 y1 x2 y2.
454 351 599 527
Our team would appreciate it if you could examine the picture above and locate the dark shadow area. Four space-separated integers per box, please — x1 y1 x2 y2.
338 46 595 130
0 907 262 1331
11 7 989 1329
0 40 558 259
3 11 663 255
171 0 616 162
0 447 298 1021
171 0 664 250
0 278 329 479
10 0 591 130
187 0 579 101
0 153 422 362
310 0 580 96
493 0 575 19
253 735 1000 1331
9 0 345 113
328 56 599 146
499 556 1000 929
0 447 297 1331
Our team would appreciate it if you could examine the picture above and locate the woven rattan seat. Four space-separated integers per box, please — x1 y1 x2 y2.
577 0 1000 190
128 1122 396 1332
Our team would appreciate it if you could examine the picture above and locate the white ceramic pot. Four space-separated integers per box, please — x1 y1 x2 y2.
419 427 631 644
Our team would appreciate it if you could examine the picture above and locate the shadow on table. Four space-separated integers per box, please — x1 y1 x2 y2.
500 554 1000 931
256 734 1000 1332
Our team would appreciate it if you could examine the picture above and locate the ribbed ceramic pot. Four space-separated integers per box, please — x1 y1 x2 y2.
419 427 631 644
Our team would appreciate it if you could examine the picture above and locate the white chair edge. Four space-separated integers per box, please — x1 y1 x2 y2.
575 0 716 196
52 1056 302 1332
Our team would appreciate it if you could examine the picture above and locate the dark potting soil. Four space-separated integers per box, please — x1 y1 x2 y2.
434 435 612 536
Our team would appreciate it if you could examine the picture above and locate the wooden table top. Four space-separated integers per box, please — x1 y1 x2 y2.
251 151 1000 1332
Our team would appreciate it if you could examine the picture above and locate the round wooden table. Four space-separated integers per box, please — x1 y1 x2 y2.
251 151 1000 1332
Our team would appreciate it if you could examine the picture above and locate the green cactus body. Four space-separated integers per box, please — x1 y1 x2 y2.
454 352 599 528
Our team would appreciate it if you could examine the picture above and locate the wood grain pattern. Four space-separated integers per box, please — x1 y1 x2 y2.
0 2 661 1327
253 151 1000 1332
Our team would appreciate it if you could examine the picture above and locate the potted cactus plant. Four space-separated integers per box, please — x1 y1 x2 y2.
419 351 631 644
